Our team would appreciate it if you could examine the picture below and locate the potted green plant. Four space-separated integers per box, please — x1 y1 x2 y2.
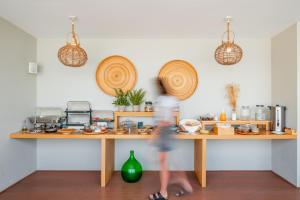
112 89 130 112
128 89 146 112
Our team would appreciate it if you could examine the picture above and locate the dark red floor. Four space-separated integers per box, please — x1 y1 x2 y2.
0 171 299 200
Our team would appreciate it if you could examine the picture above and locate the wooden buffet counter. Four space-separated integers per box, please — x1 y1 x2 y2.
10 131 297 188
10 131 296 140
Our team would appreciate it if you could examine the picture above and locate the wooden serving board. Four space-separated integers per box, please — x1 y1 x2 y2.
82 130 109 135
236 132 262 135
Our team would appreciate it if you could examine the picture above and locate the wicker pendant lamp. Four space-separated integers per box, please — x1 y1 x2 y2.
58 16 88 67
215 16 243 65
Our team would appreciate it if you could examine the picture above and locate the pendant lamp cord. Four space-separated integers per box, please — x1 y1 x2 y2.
226 19 230 42
71 20 78 45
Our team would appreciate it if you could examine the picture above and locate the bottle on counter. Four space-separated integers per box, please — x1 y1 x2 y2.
21 120 28 133
219 109 227 121
231 109 237 121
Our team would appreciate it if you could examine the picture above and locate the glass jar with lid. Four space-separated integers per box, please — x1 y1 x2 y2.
144 101 153 112
255 105 266 120
265 106 272 121
240 106 250 120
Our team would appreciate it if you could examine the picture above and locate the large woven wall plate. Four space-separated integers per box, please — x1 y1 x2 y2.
96 55 137 96
158 60 198 100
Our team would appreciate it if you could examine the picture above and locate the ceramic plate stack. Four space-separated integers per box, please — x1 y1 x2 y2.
158 60 198 100
96 55 137 96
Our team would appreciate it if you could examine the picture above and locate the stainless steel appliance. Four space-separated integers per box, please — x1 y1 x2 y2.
28 107 65 133
270 105 286 134
65 101 92 128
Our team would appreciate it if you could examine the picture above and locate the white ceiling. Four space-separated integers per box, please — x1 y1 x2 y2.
0 0 299 38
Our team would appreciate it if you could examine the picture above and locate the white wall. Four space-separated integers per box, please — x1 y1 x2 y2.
37 38 271 170
0 17 37 191
271 24 298 186
297 22 300 187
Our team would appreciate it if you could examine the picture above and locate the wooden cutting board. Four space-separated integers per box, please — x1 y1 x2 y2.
96 55 137 96
158 60 198 100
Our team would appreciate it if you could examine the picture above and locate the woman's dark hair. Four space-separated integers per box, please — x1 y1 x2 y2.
157 77 168 95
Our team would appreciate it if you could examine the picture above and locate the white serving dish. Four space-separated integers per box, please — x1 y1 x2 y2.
179 119 201 133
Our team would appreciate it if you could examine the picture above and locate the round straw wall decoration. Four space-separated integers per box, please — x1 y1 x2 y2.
96 55 137 96
158 60 198 100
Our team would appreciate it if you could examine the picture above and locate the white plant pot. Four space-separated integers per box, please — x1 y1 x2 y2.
132 105 140 112
118 106 126 112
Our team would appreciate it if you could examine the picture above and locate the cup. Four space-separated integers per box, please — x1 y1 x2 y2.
137 122 143 129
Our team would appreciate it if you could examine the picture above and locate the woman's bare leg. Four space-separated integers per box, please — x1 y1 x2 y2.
159 152 169 198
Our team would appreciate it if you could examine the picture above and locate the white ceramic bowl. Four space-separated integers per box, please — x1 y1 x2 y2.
179 119 201 133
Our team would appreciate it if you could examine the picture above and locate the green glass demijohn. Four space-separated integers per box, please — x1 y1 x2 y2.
121 150 143 183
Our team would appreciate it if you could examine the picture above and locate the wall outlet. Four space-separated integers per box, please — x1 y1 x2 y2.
28 62 38 74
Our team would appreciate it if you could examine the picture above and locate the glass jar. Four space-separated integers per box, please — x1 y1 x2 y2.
144 101 153 112
255 105 266 120
240 106 250 120
219 109 227 121
265 106 271 121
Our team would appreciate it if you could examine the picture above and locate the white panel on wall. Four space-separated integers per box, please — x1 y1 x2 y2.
297 22 300 187
207 140 271 170
0 17 37 192
272 140 297 185
37 38 271 170
37 140 100 170
271 24 298 186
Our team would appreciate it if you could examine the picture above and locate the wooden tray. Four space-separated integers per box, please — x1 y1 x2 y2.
82 130 108 135
236 131 262 135
115 130 127 135
158 60 198 100
57 128 76 135
96 55 137 96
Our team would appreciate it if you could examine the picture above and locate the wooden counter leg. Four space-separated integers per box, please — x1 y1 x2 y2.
101 138 115 187
194 139 207 188
266 121 271 131
113 113 118 130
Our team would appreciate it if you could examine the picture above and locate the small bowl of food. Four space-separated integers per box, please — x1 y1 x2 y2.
138 128 150 135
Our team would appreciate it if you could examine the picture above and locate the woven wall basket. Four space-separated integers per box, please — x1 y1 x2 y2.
158 60 198 100
96 55 137 96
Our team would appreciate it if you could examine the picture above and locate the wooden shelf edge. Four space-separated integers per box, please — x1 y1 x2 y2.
10 133 102 139
114 111 179 116
201 120 271 124
114 111 154 116
10 132 297 140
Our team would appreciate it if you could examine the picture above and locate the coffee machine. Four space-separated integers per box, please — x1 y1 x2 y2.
270 105 286 134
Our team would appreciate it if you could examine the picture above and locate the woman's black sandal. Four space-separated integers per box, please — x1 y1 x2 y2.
149 192 168 200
